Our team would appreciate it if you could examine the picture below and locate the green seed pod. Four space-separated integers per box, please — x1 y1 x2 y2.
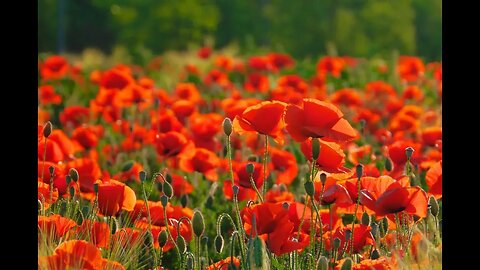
247 236 270 270
345 230 352 241
304 181 315 197
177 235 187 254
282 202 289 210
246 163 255 175
317 256 328 270
333 237 341 250
370 249 380 260
340 257 353 270
43 121 53 138
163 181 173 198
361 212 371 226
214 234 224 253
384 157 393 172
186 255 194 269
165 173 173 184
356 164 363 178
222 118 233 136
69 168 79 182
232 185 239 196
429 196 439 217
48 166 55 176
139 171 147 183
93 183 99 194
160 195 168 207
205 196 213 208
312 137 321 160
181 194 188 208
320 173 327 185
405 147 414 160
158 230 168 248
192 210 205 237
69 186 75 198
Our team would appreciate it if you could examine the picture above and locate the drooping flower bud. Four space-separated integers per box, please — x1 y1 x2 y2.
69 168 79 182
181 194 188 208
177 235 187 254
232 185 239 196
356 164 363 179
43 121 53 138
139 171 147 183
340 257 353 270
158 230 168 248
405 147 414 160
160 195 168 207
320 173 327 185
312 137 320 160
361 212 371 226
304 181 315 197
214 234 224 253
48 166 55 176
192 210 205 237
163 181 173 198
384 157 393 172
333 237 341 250
246 163 255 175
429 196 439 217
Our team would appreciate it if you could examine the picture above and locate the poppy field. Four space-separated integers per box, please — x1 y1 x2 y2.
38 49 442 270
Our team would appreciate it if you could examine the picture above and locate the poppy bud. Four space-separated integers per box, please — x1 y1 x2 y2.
340 257 353 270
93 182 99 194
43 121 53 138
205 196 213 208
69 186 75 198
320 173 327 185
223 118 233 136
429 196 439 217
333 237 341 250
144 230 154 247
214 235 224 253
282 202 289 210
49 166 55 176
65 175 72 186
246 163 255 175
139 171 147 183
356 164 363 179
384 157 393 172
304 181 315 197
317 256 328 270
192 210 205 237
160 195 168 207
380 217 388 236
165 173 173 183
361 212 371 226
371 223 379 240
122 161 134 172
181 194 188 208
163 181 173 198
186 255 194 269
312 137 321 160
405 147 414 160
69 168 79 182
233 185 239 196
158 230 168 248
370 249 380 260
345 230 352 241
278 183 287 192
248 155 258 162
156 181 163 192
177 235 187 254
248 236 270 270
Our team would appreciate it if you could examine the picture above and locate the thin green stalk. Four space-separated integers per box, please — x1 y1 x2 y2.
249 173 264 203
42 137 47 180
163 206 181 264
262 135 268 198
350 173 362 255
141 181 158 269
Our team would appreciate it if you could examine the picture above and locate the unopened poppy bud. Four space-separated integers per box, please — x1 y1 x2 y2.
158 230 168 248
163 181 173 198
356 164 363 178
65 175 72 185
345 230 352 241
177 235 187 254
122 161 134 172
320 173 327 185
139 171 147 183
49 166 55 176
165 173 173 183
333 237 341 250
340 257 353 270
156 181 163 192
247 155 258 162
160 195 168 207
304 181 315 197
380 217 388 236
43 121 53 138
69 186 75 198
214 235 224 253
186 255 194 269
312 137 321 160
405 147 414 160
317 256 328 270
68 168 79 182
361 212 371 226
246 163 255 175
279 183 287 192
282 202 289 210
192 210 205 237
370 249 380 260
205 196 213 208
233 185 239 196
371 223 379 240
93 183 99 194
429 196 439 217
222 118 233 136
181 194 188 208
248 236 270 269
384 157 393 172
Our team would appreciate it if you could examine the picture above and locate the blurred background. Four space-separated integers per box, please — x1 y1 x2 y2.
38 0 441 61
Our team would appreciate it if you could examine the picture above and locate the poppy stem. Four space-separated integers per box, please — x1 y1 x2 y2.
394 213 402 251
262 135 269 198
226 135 235 188
249 173 264 203
232 190 247 264
162 205 181 264
350 171 362 255
141 181 159 268
42 137 47 180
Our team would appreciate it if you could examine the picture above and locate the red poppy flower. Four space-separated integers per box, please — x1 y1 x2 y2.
66 158 102 193
421 127 442 147
425 160 442 199
72 126 99 149
214 55 234 70
397 56 425 82
301 138 347 173
38 181 59 210
265 186 295 203
270 86 305 105
387 140 422 167
178 147 220 181
224 161 269 201
221 97 260 120
171 100 196 122
197 46 211 59
206 257 241 270
277 75 309 95
244 73 270 93
38 161 68 195
248 56 269 71
267 53 295 71
402 85 424 101
39 55 69 80
38 240 104 270
203 69 231 88
100 69 135 90
233 100 287 144
269 147 299 185
156 173 193 197
77 220 111 249
113 162 144 183
155 131 192 157
317 56 345 77
174 83 202 104
285 98 357 142
330 88 363 107
112 228 142 249
323 224 375 254
97 179 136 217
365 81 397 101
115 84 153 110
59 106 90 128
38 138 65 163
38 214 77 239
38 85 62 105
